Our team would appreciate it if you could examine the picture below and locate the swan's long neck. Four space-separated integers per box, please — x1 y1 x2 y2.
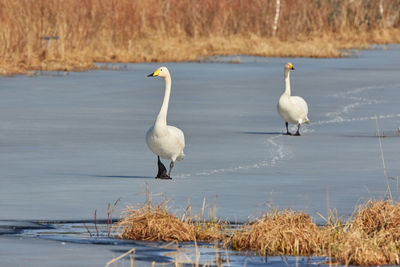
155 75 171 127
283 69 291 96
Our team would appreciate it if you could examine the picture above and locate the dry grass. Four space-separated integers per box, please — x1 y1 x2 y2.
105 248 135 267
330 200 400 266
228 209 323 255
116 202 224 242
116 200 400 265
1 0 400 75
352 200 400 236
226 200 400 265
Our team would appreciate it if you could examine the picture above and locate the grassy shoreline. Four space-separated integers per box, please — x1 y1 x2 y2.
1 33 399 76
1 0 400 75
116 200 400 266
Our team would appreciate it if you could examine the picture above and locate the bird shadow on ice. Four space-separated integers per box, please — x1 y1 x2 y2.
54 172 154 179
92 175 153 179
237 131 282 135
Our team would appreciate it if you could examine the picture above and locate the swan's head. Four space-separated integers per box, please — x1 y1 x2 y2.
147 66 170 79
284 62 295 71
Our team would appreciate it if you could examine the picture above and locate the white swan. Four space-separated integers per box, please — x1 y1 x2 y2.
277 62 310 136
146 66 185 179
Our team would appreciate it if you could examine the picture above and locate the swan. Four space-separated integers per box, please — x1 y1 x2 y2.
277 62 310 136
146 66 185 179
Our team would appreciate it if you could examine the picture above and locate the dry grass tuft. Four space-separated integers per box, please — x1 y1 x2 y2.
228 209 323 256
332 230 400 266
331 200 400 266
352 200 400 237
227 200 400 265
117 200 400 265
116 203 223 242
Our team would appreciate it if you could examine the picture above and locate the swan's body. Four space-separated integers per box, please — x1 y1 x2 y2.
146 125 185 162
278 96 309 125
277 62 310 136
146 66 185 179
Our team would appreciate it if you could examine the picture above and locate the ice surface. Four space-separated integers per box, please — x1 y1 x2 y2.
0 234 164 267
1 45 400 266
1 46 400 224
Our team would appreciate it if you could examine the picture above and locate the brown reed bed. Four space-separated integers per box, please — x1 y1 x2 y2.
227 209 324 256
330 200 400 266
116 202 224 242
227 200 400 266
1 0 400 75
117 200 400 265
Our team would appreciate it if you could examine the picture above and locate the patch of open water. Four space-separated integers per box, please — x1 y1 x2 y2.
14 221 328 266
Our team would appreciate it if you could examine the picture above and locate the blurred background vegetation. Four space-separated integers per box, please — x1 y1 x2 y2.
1 0 399 74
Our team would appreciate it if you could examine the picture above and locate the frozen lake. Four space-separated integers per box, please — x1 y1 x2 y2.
1 45 400 266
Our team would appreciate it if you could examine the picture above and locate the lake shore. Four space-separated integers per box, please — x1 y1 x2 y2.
2 0 400 75
2 33 400 76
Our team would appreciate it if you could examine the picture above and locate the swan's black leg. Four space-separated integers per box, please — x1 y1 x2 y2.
168 161 174 177
284 122 292 135
156 156 171 179
294 124 301 136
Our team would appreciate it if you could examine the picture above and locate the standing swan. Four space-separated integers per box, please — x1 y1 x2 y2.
277 62 310 136
146 67 185 179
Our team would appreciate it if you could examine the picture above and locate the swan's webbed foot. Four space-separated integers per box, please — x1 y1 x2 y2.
156 173 171 179
284 122 292 135
293 124 301 136
156 156 171 179
156 175 172 179
168 161 174 177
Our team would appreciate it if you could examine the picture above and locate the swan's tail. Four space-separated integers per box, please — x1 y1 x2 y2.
177 151 185 161
303 116 310 124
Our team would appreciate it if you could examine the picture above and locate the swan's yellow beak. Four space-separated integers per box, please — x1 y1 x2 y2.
147 69 160 77
288 63 295 70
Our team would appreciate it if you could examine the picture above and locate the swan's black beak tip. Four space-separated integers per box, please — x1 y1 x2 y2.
147 73 153 77
292 67 295 70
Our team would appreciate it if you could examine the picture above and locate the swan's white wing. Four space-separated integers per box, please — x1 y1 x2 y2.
290 96 309 123
168 125 185 161
167 125 185 149
291 96 308 115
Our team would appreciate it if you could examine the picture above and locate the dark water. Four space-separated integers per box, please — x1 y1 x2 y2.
2 220 328 267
